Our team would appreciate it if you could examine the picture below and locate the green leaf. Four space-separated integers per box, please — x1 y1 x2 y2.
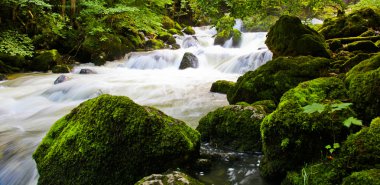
303 103 326 114
333 143 340 149
343 117 363 127
329 149 334 154
325 145 331 149
331 103 352 111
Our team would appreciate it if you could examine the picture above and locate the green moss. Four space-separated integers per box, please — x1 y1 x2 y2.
158 32 176 45
52 65 72 73
319 8 380 39
227 56 331 104
376 40 380 47
162 16 175 29
260 77 355 180
33 94 200 185
214 30 231 46
31 49 61 72
196 104 267 152
210 80 235 94
345 53 380 83
251 100 277 113
342 169 380 185
183 26 195 35
135 171 204 185
266 15 330 58
145 39 165 50
0 59 19 73
344 40 379 53
341 53 373 73
283 117 380 185
360 29 377 37
232 29 242 47
328 39 343 52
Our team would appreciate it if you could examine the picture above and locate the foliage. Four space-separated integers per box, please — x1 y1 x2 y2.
350 0 380 10
0 30 34 57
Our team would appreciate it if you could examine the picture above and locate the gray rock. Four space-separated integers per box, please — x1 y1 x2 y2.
179 53 199 70
79 68 96 74
54 75 69 85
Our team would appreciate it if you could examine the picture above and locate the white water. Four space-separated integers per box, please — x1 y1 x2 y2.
0 25 272 185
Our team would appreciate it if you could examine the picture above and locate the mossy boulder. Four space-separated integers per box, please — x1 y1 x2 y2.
135 171 204 185
79 34 129 65
344 40 379 53
52 65 72 73
158 32 177 45
179 52 199 69
183 26 195 35
214 29 242 47
342 169 380 185
265 15 330 58
0 59 20 73
251 100 277 113
346 53 380 122
31 49 61 72
197 104 267 152
145 39 165 50
162 16 175 29
210 80 235 94
33 94 200 185
340 53 373 73
284 117 380 184
320 8 380 39
227 56 331 104
260 77 355 180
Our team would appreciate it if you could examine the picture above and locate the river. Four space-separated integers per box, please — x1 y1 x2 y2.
0 24 272 185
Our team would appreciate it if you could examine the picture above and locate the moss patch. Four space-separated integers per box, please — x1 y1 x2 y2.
210 80 235 94
227 56 331 104
33 94 200 185
260 77 355 180
197 104 267 152
266 15 330 58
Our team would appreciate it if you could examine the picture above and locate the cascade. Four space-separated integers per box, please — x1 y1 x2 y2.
0 23 272 185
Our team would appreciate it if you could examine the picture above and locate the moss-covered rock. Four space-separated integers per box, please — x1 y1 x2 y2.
346 54 380 122
179 52 199 69
135 171 204 185
145 39 165 50
251 100 277 113
328 39 343 52
320 8 380 39
344 40 379 53
260 77 355 180
360 28 377 37
265 15 330 58
183 26 195 35
340 53 373 73
80 34 129 65
376 40 380 47
31 49 61 72
197 104 267 152
0 59 20 73
342 169 380 185
33 94 200 185
214 29 241 47
52 65 72 73
227 56 331 104
284 117 380 185
158 32 177 45
162 16 175 29
210 80 235 94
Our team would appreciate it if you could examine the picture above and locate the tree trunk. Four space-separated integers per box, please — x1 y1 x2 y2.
61 0 66 17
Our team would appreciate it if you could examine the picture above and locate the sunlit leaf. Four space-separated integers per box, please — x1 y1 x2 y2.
343 117 363 127
303 103 326 114
331 103 352 111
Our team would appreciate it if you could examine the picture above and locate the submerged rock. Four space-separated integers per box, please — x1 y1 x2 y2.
53 75 70 85
284 117 380 184
346 53 380 122
197 104 267 152
210 80 235 94
227 56 331 104
179 52 199 69
33 94 200 185
260 77 355 181
135 171 204 185
265 15 330 58
79 68 96 74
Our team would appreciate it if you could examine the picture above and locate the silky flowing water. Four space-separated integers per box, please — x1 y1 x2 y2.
0 24 272 185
